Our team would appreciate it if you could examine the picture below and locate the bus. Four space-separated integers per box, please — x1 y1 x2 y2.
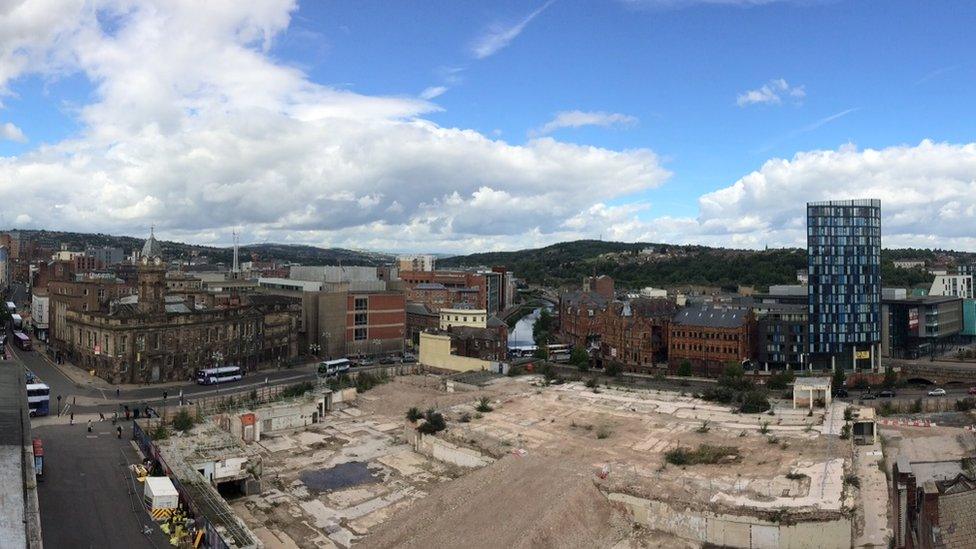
508 345 538 358
13 331 31 351
196 366 244 385
32 438 44 481
318 358 352 377
547 344 571 363
26 382 50 416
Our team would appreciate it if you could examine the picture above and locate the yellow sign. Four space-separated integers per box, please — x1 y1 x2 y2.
855 351 870 360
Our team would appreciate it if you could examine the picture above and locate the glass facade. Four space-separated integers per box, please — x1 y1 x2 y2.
807 199 881 363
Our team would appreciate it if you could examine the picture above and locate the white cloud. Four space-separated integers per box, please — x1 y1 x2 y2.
532 110 638 136
419 86 447 100
470 0 554 59
0 0 669 253
0 122 26 142
737 78 806 107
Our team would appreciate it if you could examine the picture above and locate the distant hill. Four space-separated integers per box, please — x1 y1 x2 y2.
439 239 956 290
9 229 393 266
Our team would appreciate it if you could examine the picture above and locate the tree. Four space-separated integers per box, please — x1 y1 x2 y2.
718 362 752 391
677 360 693 377
172 409 196 433
605 361 623 377
832 367 846 389
533 308 555 348
883 367 897 387
570 347 589 371
739 391 771 414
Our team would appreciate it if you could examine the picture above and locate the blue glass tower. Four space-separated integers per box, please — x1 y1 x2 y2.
807 199 881 371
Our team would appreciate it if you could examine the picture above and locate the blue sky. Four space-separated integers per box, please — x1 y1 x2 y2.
0 1 974 252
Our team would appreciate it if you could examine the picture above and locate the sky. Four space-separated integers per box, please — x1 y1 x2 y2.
0 0 974 253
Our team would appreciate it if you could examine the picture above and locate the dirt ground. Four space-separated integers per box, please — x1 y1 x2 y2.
354 374 527 417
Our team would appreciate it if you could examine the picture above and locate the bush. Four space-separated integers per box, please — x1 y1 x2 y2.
570 347 589 371
852 377 870 391
878 402 895 417
281 381 314 399
832 368 846 389
459 413 471 423
843 407 854 421
840 424 851 439
664 444 740 466
883 367 898 388
584 377 598 389
417 408 446 435
739 391 771 414
596 425 612 439
719 363 752 391
955 398 976 412
760 421 770 434
172 409 196 433
767 370 795 391
475 396 494 413
406 407 422 422
604 361 623 377
151 423 171 440
676 360 693 377
911 398 923 414
696 420 710 433
701 386 736 404
844 474 861 488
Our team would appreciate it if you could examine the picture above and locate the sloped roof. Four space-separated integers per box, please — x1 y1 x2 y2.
141 228 162 259
672 306 750 328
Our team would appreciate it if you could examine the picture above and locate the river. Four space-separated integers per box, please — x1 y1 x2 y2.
508 306 551 348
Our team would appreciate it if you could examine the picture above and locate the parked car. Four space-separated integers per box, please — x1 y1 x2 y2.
832 388 849 398
860 392 877 400
379 356 396 365
928 388 947 397
357 359 375 367
879 389 896 398
968 387 976 396
402 354 417 364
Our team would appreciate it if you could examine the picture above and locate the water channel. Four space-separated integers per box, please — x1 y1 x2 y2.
508 306 552 349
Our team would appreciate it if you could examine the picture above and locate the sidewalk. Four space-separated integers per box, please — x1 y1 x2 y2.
853 441 892 547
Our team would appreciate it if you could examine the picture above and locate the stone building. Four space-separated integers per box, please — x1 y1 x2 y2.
558 290 610 349
57 231 300 384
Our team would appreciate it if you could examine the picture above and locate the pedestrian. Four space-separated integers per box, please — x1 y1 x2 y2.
112 411 118 425
87 419 92 433
116 387 120 398
116 425 122 439
99 411 105 422
70 412 74 425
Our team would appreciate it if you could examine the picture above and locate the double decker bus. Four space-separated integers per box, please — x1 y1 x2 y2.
317 358 352 377
546 343 572 363
26 382 50 416
196 365 244 385
32 439 44 481
13 331 31 351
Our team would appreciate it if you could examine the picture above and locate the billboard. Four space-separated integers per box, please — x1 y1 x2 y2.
908 307 919 335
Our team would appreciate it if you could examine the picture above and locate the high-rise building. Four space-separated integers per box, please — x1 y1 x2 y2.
807 199 881 371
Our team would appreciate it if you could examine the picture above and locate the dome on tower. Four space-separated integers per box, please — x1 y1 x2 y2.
141 227 162 260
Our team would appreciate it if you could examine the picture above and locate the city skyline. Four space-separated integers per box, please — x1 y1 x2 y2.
1 1 974 253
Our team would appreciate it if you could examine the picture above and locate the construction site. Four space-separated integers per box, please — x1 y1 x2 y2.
135 370 876 549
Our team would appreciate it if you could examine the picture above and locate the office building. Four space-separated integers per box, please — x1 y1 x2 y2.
807 199 882 371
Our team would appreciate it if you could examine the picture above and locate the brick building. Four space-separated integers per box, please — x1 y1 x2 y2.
399 270 487 310
599 298 677 371
344 291 406 357
893 456 976 548
558 290 610 349
668 306 756 377
406 302 440 347
404 282 481 311
583 275 615 300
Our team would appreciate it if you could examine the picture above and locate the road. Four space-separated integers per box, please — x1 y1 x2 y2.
34 423 169 549
10 341 323 414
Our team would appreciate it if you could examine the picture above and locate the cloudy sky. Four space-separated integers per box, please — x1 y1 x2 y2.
0 0 974 253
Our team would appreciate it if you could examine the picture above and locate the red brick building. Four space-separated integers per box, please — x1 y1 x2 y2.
400 270 486 310
406 302 439 347
668 306 756 377
448 318 509 362
344 291 406 357
599 298 677 371
583 275 615 300
892 457 976 549
558 290 610 349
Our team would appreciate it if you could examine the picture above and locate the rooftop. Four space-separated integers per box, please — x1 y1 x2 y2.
672 306 750 328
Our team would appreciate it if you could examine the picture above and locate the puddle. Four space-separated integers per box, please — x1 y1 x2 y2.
300 461 379 493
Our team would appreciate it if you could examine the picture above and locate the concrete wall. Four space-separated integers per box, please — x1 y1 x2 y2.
404 425 492 468
419 332 492 373
608 493 851 549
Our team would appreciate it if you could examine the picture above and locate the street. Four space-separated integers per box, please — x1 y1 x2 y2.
34 423 169 549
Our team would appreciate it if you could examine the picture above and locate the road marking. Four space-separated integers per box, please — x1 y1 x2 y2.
86 435 98 439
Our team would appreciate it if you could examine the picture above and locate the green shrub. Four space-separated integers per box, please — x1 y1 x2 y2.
840 424 851 439
584 377 598 389
739 391 771 414
406 407 422 422
417 408 446 435
955 398 976 412
151 423 171 440
459 413 471 423
281 381 314 399
596 425 612 439
664 444 740 466
172 409 196 432
701 386 736 404
677 360 693 377
475 396 494 413
604 361 623 377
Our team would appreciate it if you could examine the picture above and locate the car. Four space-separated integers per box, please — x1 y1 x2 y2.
968 387 976 396
832 388 849 398
928 388 947 397
357 359 375 367
860 392 877 400
379 356 396 365
879 389 896 398
401 354 418 364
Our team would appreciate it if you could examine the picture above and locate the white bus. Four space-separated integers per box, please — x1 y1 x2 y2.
196 366 244 385
26 382 51 416
318 358 352 377
547 344 572 363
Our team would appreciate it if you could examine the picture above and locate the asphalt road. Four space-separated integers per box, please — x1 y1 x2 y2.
34 423 169 549
10 342 322 413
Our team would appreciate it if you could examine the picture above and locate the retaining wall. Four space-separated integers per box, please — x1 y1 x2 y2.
607 492 851 549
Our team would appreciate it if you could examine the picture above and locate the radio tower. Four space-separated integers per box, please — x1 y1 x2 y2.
232 229 240 275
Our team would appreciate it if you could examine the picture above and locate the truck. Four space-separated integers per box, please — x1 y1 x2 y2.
143 476 179 518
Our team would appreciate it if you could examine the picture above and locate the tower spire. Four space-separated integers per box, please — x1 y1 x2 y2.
232 229 239 274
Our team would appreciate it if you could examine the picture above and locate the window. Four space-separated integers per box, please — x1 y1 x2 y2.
355 297 367 311
354 327 367 341
355 312 367 326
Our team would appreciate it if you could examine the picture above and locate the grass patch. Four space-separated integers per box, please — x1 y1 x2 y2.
664 444 740 466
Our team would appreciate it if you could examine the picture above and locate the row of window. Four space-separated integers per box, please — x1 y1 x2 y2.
671 331 740 341
672 343 740 355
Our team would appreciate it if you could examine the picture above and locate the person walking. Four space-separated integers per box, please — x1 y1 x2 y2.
99 411 105 422
116 425 122 439
70 412 74 425
87 419 93 433
116 387 120 398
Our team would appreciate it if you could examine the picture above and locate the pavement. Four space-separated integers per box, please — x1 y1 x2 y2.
34 423 169 549
853 441 892 548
